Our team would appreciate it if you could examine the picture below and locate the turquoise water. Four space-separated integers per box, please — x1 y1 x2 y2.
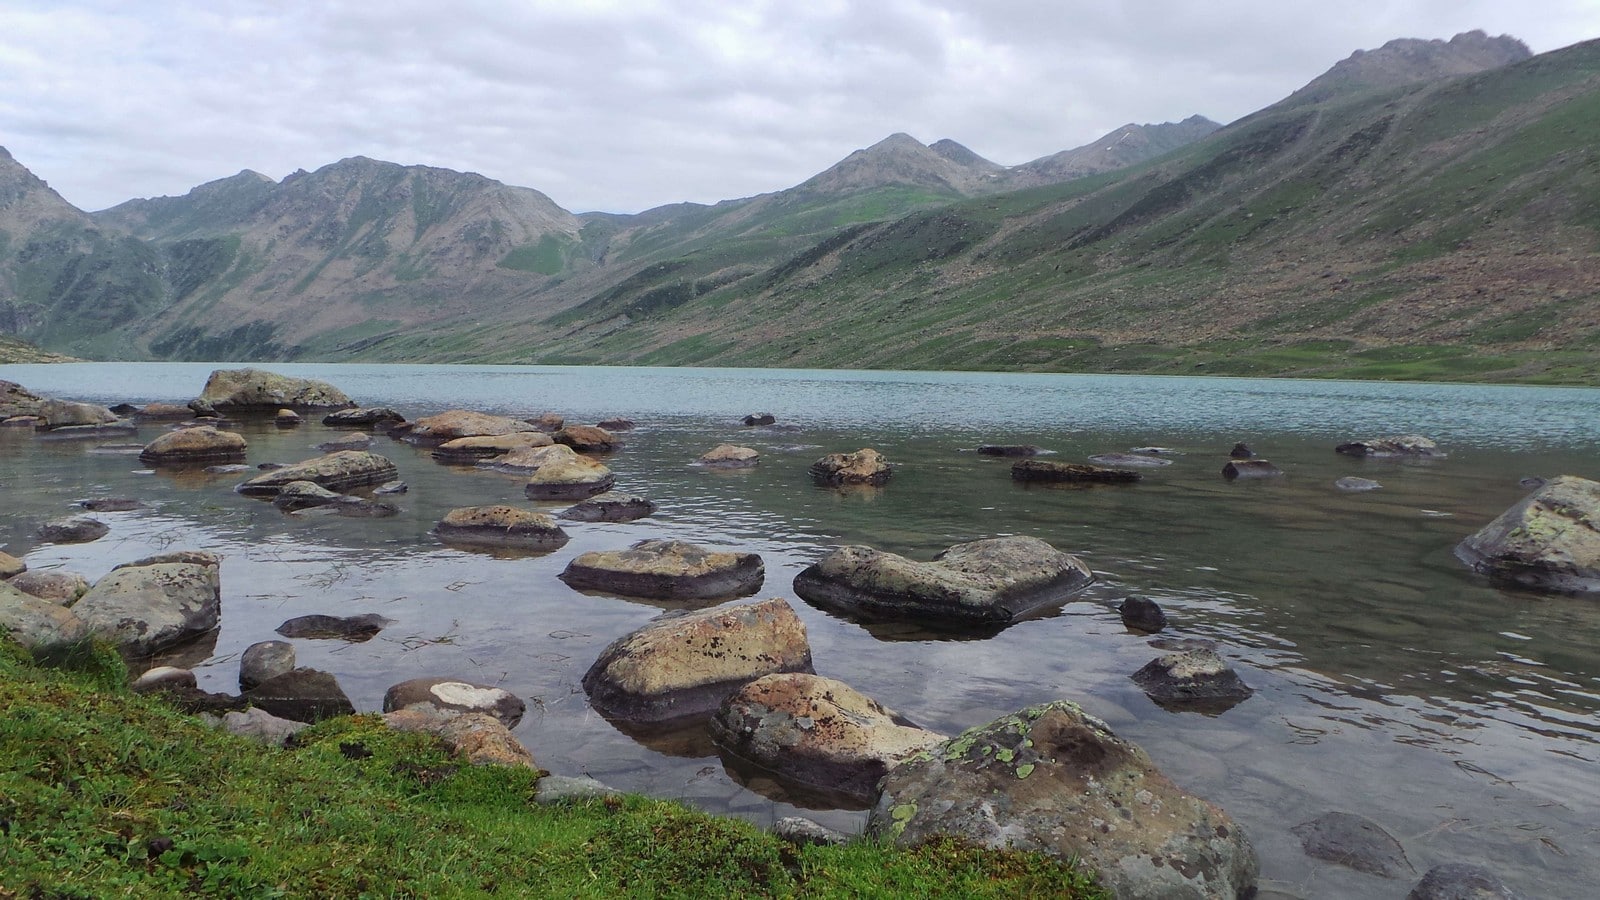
4 362 1599 898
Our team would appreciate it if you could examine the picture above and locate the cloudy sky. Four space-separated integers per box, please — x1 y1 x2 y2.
3 1 1598 214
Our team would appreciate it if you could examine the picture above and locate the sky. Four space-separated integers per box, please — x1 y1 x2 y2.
3 1 1599 214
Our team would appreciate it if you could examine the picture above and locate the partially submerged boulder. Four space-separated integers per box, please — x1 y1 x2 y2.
1336 435 1444 458
242 667 355 724
582 597 813 723
793 536 1093 626
1012 459 1141 484
383 677 526 728
275 613 392 642
322 407 406 430
138 426 247 465
560 539 764 601
235 451 399 496
72 559 221 658
197 368 354 411
239 640 296 691
1222 459 1283 480
697 444 759 468
433 505 570 552
37 398 120 429
37 516 109 543
522 448 616 501
1455 475 1600 593
810 448 891 486
1131 649 1253 713
431 431 552 463
316 432 371 453
743 413 776 426
1118 596 1168 633
558 493 657 523
274 408 301 428
397 409 537 447
553 425 619 453
711 673 945 803
867 701 1259 900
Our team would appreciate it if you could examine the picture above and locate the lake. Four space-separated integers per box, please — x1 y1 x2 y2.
3 362 1598 898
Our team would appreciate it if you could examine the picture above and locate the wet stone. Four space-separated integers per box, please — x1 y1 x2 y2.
1292 811 1414 878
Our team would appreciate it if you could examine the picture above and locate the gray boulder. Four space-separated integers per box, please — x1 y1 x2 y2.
1455 475 1600 593
239 640 296 691
1131 649 1253 713
197 368 354 411
6 569 91 605
582 597 813 723
792 536 1093 626
235 451 399 496
37 516 109 543
558 493 657 523
37 398 119 429
867 701 1258 900
139 426 247 465
432 505 570 552
0 580 89 651
560 539 764 601
383 677 526 728
207 707 309 747
72 559 221 657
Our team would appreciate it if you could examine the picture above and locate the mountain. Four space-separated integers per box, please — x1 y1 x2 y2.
794 132 1005 197
1282 30 1531 106
1005 116 1221 189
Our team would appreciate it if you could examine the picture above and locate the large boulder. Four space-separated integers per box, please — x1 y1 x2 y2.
242 667 355 723
522 449 616 500
553 425 619 453
793 536 1093 626
1455 476 1600 593
0 380 44 419
582 597 814 723
432 505 570 552
1012 460 1141 484
72 559 221 658
37 398 119 429
810 449 891 486
6 570 91 605
431 431 552 463
0 580 89 651
710 673 945 803
867 701 1259 900
235 451 399 496
396 409 538 447
558 493 657 523
197 368 354 411
383 677 526 728
1335 435 1444 458
560 539 764 601
138 426 247 465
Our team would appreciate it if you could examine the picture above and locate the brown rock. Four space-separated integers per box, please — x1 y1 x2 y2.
0 551 24 579
554 425 619 453
401 409 538 446
197 368 354 411
810 448 891 485
597 418 634 431
235 451 399 496
432 505 570 552
432 431 553 463
527 412 565 432
560 539 764 601
698 444 760 468
136 402 197 421
139 426 248 465
383 708 537 768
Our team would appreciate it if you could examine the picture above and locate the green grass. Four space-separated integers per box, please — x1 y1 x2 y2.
0 639 1106 899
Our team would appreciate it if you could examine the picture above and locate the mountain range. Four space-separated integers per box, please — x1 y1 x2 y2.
4 29 1597 384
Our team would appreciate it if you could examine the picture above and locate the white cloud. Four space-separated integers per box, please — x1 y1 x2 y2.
2 0 1597 213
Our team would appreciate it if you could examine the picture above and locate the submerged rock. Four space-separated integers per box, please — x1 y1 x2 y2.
235 451 399 496
1229 442 1255 459
582 597 813 723
77 498 144 512
793 536 1092 626
743 413 776 426
1336 476 1383 492
316 432 371 452
433 505 570 552
1012 459 1141 484
1407 864 1524 899
1222 459 1283 480
1118 596 1168 633
560 539 764 601
37 516 109 543
697 444 760 468
1336 435 1444 458
710 672 946 803
1131 649 1253 713
976 445 1043 457
275 613 393 642
1455 475 1600 593
1292 811 1414 878
1088 453 1173 468
197 368 354 411
558 493 657 523
810 448 891 485
867 701 1259 900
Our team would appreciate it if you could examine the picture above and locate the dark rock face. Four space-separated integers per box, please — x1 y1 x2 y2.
239 640 296 691
1118 596 1168 633
793 536 1093 626
810 448 891 486
559 539 765 601
234 451 399 496
1229 442 1255 459
1012 459 1141 483
1454 475 1600 593
976 445 1043 456
274 613 393 641
1222 459 1283 480
581 597 814 723
743 413 776 426
383 677 526 728
1336 476 1383 492
1131 649 1253 713
867 701 1259 900
597 418 634 431
558 493 657 523
242 668 356 723
1407 863 1523 899
1292 811 1414 878
37 516 109 543
1335 435 1445 458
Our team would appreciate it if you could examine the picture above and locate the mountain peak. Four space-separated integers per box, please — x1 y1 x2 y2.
1287 30 1531 106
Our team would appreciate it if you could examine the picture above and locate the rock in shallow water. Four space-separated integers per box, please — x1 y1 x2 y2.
1222 459 1283 480
37 516 109 543
557 493 656 522
1454 475 1600 593
235 451 399 496
1406 863 1523 899
1335 434 1444 458
1118 596 1168 633
1131 648 1253 713
1012 459 1141 483
138 426 247 466
432 505 570 552
383 677 526 728
560 539 764 601
810 448 891 485
1292 811 1414 878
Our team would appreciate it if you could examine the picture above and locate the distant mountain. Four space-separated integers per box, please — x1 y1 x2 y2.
1005 116 1221 188
0 146 91 234
794 132 1005 197
1282 29 1531 106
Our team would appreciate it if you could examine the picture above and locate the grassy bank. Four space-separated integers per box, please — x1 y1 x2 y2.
0 640 1105 899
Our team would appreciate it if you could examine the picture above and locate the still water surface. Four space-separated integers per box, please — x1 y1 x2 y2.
3 363 1599 898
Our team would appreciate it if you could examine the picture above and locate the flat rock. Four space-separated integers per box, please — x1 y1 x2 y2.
1131 649 1253 713
792 536 1093 626
1222 459 1283 480
242 667 355 723
0 580 89 651
6 569 90 605
976 445 1044 456
431 431 552 463
560 539 764 601
37 398 119 429
810 448 891 485
271 480 347 511
38 516 109 543
197 368 354 411
322 407 406 429
1012 459 1141 483
1407 863 1523 899
554 424 619 453
1336 435 1445 458
383 677 526 728
235 450 399 496
867 701 1259 900
558 493 657 523
711 672 945 803
77 497 144 512
1292 811 1414 878
1089 453 1173 468
275 613 393 641
239 640 296 691
433 505 570 552
698 443 759 468
399 409 538 446
134 402 196 421
73 560 221 657
1454 475 1600 593
316 432 371 452
581 597 814 723
1336 476 1384 492
208 707 309 747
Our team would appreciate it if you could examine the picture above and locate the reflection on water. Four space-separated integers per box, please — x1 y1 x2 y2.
3 363 1600 898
